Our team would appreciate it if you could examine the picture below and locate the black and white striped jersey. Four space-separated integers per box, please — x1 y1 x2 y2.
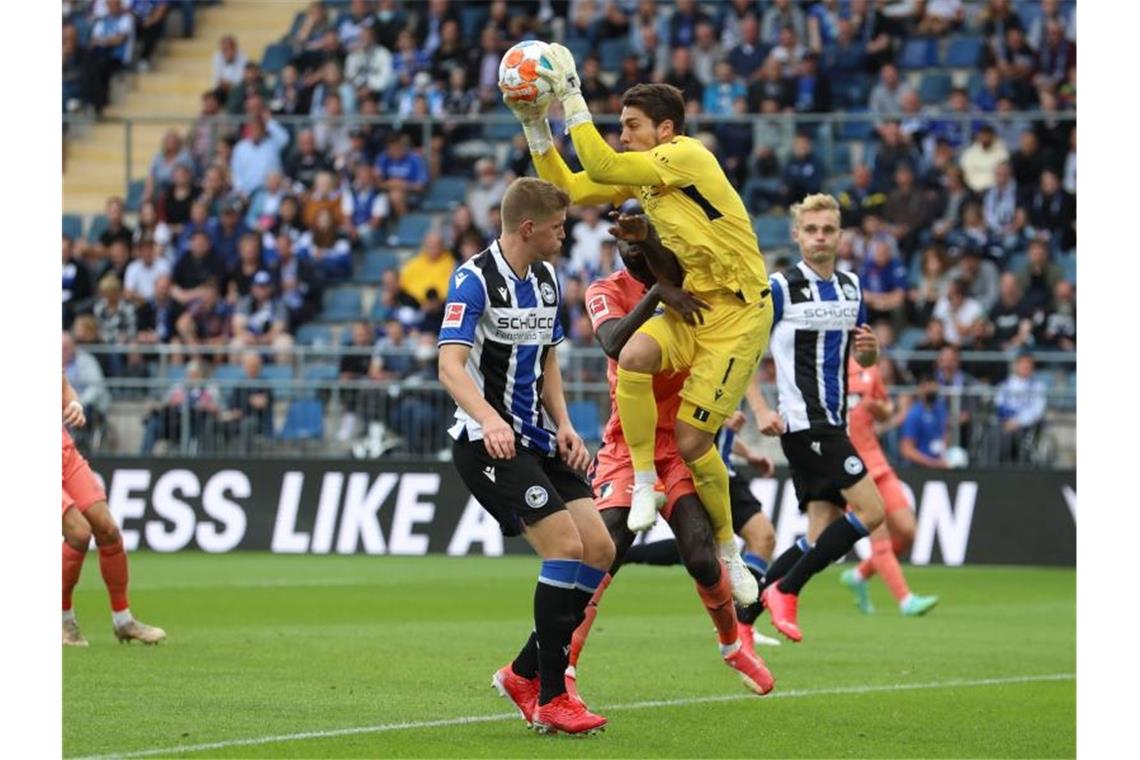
769 261 867 434
437 241 565 455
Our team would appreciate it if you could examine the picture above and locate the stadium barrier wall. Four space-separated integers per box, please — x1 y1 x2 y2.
87 457 1075 566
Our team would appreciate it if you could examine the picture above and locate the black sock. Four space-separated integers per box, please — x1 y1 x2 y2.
622 539 681 566
778 517 865 595
762 540 806 590
533 560 582 705
511 631 539 679
735 567 766 624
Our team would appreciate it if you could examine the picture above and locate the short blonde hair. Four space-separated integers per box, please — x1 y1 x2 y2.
501 177 570 232
790 193 841 229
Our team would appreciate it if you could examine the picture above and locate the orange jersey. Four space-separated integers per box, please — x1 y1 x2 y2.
846 359 893 480
585 270 689 447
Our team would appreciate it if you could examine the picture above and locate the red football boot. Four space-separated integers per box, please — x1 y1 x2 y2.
564 665 585 706
737 622 756 657
723 643 775 695
762 584 803 642
491 663 539 727
532 693 607 735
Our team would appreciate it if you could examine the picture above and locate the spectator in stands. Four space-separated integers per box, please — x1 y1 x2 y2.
144 130 193 205
220 352 275 453
175 199 211 257
131 0 169 71
869 64 913 131
972 67 1010 113
372 268 422 325
822 15 867 83
760 0 805 46
286 130 332 191
265 195 307 256
861 238 908 331
137 274 183 348
63 331 111 447
210 196 251 265
98 239 132 286
124 236 171 305
985 272 1035 352
224 233 267 303
175 279 230 355
302 206 354 280
246 171 288 232
139 360 223 454
981 0 1023 41
990 26 1036 107
950 247 1001 314
414 0 460 55
1033 88 1072 165
689 22 723 86
172 230 224 305
430 19 467 85
213 35 247 94
226 61 271 115
336 320 380 442
909 318 949 381
301 171 346 230
665 0 710 47
925 88 974 157
1016 238 1063 316
909 245 951 328
309 61 357 119
1028 169 1076 252
1009 130 1045 189
933 278 986 348
947 200 992 255
97 196 134 257
934 344 978 447
313 92 352 158
727 13 766 81
1028 0 1074 48
63 24 88 114
158 164 198 232
63 236 94 329
231 117 289 199
993 352 1048 463
375 134 428 218
466 158 508 236
1034 20 1075 93
868 121 921 194
884 163 936 256
767 24 807 78
836 164 885 230
270 233 323 332
93 274 137 347
959 123 1010 193
338 0 376 49
269 63 308 119
186 90 223 171
343 164 389 247
929 166 976 244
1039 280 1076 351
982 161 1019 240
747 56 792 112
400 231 454 306
663 46 704 105
788 52 830 113
899 375 950 469
231 270 294 364
346 24 395 96
781 132 824 207
391 28 431 92
917 0 964 36
569 206 614 277
292 0 334 67
86 0 135 116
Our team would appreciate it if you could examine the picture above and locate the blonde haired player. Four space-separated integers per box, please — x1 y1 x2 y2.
504 51 772 606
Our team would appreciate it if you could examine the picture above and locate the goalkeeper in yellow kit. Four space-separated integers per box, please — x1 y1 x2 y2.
503 45 773 605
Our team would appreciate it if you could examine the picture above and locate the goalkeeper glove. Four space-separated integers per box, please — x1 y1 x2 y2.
501 93 554 155
539 43 592 130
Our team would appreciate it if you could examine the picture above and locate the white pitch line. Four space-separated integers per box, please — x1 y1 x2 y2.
72 673 1074 760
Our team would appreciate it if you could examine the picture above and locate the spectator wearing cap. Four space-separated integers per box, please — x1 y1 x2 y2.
933 278 986 347
231 270 294 364
869 64 914 131
400 232 454 307
213 34 247 92
270 233 323 332
346 25 395 95
993 352 1048 463
172 230 224 305
124 236 171 305
950 247 1001 314
860 238 908 331
375 134 428 218
959 124 1010 193
231 117 290 199
781 132 825 207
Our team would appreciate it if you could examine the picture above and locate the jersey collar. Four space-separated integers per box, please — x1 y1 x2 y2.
797 260 839 284
489 239 535 283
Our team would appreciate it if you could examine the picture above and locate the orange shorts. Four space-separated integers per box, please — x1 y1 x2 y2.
588 429 696 522
875 471 912 515
62 435 105 514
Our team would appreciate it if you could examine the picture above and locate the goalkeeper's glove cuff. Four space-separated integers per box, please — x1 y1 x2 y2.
561 92 593 131
523 119 554 155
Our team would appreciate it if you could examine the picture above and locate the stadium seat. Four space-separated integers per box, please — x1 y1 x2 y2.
278 399 325 441
125 179 146 212
391 214 433 247
568 400 601 443
898 38 937 70
63 214 84 240
284 11 306 41
356 248 400 283
295 323 333 346
460 6 487 38
1060 252 1076 284
598 38 630 71
261 43 293 74
896 326 926 351
944 36 984 68
1016 1 1043 30
322 287 364 321
832 73 872 109
830 143 854 176
421 176 469 212
965 71 985 98
86 214 108 243
839 111 875 141
163 364 187 383
565 38 593 65
213 364 245 383
754 216 791 248
302 363 339 383
918 72 953 105
261 364 295 382
1005 252 1028 276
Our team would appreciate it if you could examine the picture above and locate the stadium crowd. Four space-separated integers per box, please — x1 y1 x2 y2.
61 0 1075 462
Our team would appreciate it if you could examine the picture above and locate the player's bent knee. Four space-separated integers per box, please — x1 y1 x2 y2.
682 550 721 588
617 333 661 374
674 422 714 463
583 532 616 570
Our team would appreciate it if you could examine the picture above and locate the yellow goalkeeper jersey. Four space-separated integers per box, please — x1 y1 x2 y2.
534 129 770 303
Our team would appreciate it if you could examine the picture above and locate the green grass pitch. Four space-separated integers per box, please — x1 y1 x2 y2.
63 554 1074 758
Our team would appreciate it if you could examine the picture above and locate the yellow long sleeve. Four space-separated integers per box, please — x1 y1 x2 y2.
532 143 633 206
568 122 663 186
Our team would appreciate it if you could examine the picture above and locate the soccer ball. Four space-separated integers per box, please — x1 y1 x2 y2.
498 40 556 107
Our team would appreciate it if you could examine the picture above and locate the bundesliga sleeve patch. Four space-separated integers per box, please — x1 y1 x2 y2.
442 302 466 328
587 294 610 322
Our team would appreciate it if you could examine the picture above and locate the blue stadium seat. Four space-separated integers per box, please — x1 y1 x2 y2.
918 72 953 105
1060 252 1076 284
565 38 593 65
839 112 875 141
86 214 108 243
944 36 984 68
63 214 84 240
898 38 937 70
213 364 245 383
754 216 791 248
1016 1 1043 30
896 326 926 351
261 43 294 74
278 399 325 441
125 179 146 212
830 143 854 175
965 70 985 98
322 287 364 321
261 364 295 383
356 249 400 283
164 364 187 383
421 176 469 212
302 363 339 383
831 73 871 109
568 400 601 443
295 323 333 346
598 38 630 71
460 6 488 38
391 214 433 247
284 11 306 41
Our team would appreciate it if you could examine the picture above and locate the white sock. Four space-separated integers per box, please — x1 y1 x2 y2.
112 609 133 628
634 470 657 488
719 639 742 658
718 541 740 559
63 609 76 623
900 593 914 607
